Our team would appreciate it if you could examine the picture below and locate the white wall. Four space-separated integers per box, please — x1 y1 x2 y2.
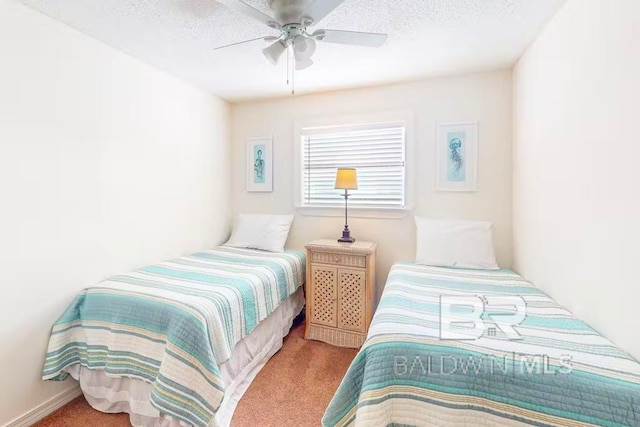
513 0 640 358
0 1 231 424
231 70 513 301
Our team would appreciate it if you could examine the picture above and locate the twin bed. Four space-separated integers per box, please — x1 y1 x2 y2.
324 263 640 426
42 220 640 426
43 246 305 427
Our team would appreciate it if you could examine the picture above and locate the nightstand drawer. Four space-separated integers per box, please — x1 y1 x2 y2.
310 251 366 268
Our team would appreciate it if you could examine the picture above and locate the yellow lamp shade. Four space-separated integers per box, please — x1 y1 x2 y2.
335 168 358 190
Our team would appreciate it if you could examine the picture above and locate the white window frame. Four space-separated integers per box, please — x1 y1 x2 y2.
293 111 414 219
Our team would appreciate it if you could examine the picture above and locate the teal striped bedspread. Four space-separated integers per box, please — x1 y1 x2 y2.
323 263 640 426
43 247 305 427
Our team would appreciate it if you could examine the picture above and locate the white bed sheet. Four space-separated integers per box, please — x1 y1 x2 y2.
67 287 305 427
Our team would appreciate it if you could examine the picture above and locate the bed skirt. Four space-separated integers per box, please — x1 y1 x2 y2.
66 287 305 427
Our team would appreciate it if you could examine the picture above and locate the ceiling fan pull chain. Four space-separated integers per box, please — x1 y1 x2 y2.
291 41 295 95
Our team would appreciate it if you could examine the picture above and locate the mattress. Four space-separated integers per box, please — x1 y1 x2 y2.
323 263 640 427
43 246 306 427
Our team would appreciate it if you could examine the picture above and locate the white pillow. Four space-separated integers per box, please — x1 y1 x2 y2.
414 217 499 270
225 213 294 253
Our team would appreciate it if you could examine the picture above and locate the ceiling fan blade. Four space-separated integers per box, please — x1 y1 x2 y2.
216 0 281 29
299 0 345 25
313 30 388 47
213 36 278 51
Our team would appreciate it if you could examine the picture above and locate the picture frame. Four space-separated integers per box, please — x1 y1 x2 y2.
246 137 273 192
436 122 478 192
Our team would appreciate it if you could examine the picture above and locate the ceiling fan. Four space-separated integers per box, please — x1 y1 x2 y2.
213 0 389 71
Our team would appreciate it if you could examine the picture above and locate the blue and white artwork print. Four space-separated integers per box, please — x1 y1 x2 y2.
247 137 272 192
447 131 466 182
253 144 266 184
437 122 477 192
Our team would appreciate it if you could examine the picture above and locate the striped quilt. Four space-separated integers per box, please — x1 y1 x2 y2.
43 247 305 427
323 263 640 427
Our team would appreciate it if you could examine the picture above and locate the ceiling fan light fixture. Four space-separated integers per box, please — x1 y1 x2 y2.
294 37 316 59
295 57 314 70
262 40 286 65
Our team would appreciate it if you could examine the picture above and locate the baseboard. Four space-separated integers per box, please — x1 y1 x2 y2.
3 386 82 427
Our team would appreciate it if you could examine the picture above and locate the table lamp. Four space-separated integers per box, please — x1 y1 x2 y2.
335 168 358 243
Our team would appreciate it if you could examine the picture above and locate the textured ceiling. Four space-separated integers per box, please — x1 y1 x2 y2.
18 0 566 102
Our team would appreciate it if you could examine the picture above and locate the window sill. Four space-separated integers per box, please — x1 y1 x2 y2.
296 206 411 219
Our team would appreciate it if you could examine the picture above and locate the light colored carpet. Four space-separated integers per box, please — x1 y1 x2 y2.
33 319 357 426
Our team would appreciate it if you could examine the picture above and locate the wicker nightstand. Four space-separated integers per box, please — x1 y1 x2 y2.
304 239 377 348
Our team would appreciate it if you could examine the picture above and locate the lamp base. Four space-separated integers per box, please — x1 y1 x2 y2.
338 227 355 243
338 236 355 243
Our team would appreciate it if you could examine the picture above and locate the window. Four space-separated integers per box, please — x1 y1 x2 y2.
301 123 406 209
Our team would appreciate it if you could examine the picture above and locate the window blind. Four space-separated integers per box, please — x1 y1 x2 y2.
301 124 406 208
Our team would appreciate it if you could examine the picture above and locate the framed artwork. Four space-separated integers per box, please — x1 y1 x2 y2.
246 137 273 192
436 122 478 192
